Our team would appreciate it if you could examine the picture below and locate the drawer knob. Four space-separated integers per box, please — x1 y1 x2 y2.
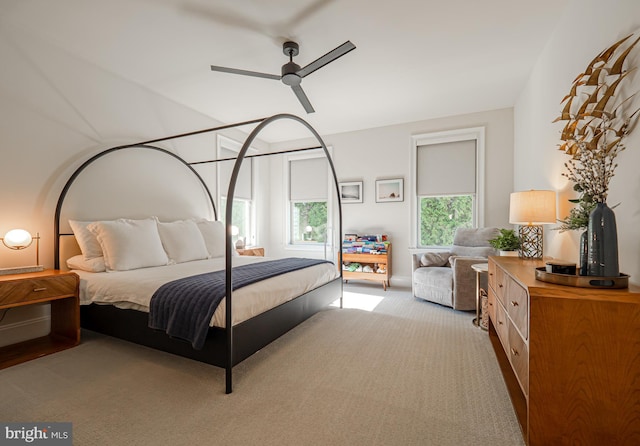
511 301 519 307
498 283 504 288
498 320 503 325
33 287 47 292
510 348 519 356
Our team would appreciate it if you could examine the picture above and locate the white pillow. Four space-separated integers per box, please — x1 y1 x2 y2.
157 219 209 264
196 220 226 258
69 220 103 260
88 218 169 271
66 255 106 273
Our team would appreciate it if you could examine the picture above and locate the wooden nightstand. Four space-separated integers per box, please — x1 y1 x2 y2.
236 247 265 256
0 270 80 369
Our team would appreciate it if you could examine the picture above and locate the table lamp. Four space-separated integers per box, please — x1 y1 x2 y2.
0 229 44 274
509 190 557 259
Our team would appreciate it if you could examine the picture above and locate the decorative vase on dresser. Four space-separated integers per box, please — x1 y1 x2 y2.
587 202 619 277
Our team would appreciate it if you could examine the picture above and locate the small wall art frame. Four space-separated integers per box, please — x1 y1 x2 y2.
376 178 404 203
339 181 363 203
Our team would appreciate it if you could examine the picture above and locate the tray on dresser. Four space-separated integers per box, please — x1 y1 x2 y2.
535 267 629 288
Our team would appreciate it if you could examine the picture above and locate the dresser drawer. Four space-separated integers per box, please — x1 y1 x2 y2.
494 297 509 351
487 287 497 324
0 275 77 306
508 322 529 396
494 265 506 305
506 278 529 339
488 261 497 292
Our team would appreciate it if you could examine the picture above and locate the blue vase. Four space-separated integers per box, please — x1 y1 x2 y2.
587 202 619 277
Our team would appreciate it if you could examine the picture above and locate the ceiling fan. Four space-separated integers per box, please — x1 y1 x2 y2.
210 40 356 113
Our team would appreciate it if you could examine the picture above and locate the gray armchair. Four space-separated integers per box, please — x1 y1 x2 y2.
411 227 499 311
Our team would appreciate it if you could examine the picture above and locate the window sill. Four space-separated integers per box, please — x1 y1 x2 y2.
285 244 329 252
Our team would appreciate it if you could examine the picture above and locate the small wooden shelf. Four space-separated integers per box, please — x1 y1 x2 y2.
0 270 80 369
340 244 391 290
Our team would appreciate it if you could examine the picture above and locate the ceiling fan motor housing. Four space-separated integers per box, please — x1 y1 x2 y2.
281 62 302 85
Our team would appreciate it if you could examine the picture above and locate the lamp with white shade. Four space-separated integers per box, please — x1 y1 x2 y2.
509 190 557 259
0 229 44 274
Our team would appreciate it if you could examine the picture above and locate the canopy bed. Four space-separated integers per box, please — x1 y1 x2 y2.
54 114 344 394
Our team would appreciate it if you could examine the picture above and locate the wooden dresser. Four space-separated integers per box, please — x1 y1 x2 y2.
487 256 640 445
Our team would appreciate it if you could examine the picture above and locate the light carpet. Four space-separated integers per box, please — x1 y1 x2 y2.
0 283 524 445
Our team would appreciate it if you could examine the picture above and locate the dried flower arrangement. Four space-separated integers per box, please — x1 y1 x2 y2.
556 184 596 232
554 33 639 231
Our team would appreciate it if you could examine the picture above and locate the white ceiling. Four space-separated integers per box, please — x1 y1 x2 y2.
1 0 569 142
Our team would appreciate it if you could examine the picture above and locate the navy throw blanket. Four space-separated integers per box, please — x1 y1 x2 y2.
149 258 332 349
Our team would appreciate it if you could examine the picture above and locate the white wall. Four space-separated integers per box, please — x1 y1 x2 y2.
268 108 515 285
514 0 640 283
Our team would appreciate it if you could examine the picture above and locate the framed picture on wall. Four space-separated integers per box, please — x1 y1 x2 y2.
376 178 404 202
339 181 363 203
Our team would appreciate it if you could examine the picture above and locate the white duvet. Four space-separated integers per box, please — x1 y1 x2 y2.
73 256 339 328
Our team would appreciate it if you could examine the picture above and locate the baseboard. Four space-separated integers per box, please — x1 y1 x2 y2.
390 275 411 287
0 315 51 348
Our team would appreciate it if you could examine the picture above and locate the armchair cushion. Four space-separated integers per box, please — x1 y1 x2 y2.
420 251 451 267
412 266 452 308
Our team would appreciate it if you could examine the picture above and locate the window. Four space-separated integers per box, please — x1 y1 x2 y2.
219 196 251 241
218 137 255 246
287 151 330 246
412 128 484 248
291 201 327 243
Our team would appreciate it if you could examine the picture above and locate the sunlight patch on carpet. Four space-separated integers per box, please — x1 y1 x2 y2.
330 291 384 311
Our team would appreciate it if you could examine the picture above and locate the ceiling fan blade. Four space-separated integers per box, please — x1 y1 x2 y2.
296 41 356 78
184 4 269 37
282 0 335 30
210 65 280 81
291 85 315 113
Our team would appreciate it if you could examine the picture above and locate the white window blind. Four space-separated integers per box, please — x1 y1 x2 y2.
417 140 476 195
219 147 252 200
289 157 328 201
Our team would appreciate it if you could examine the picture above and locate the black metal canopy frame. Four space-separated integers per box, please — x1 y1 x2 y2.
54 113 344 394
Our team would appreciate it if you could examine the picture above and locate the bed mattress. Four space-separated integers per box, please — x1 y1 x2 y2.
73 256 339 328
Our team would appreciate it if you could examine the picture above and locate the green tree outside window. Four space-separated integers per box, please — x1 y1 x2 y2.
419 195 473 246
